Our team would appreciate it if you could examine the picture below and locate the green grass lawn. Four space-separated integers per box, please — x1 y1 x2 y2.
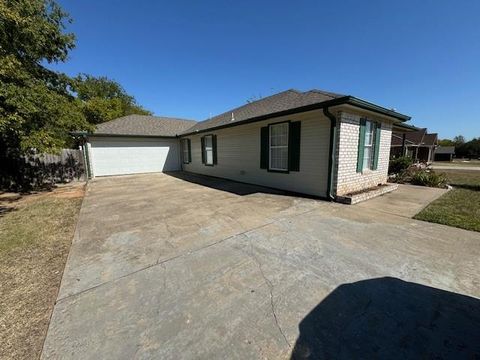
415 188 480 232
0 187 83 360
442 169 480 190
415 170 480 232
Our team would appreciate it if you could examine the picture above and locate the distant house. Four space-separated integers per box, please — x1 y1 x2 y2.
76 89 413 201
390 128 437 163
434 146 455 162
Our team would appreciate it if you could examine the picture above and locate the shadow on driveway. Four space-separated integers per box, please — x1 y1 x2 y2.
165 171 290 196
292 277 480 359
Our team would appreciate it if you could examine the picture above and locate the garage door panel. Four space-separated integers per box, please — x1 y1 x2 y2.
90 137 180 176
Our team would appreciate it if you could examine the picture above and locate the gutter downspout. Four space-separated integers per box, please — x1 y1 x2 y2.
323 107 337 201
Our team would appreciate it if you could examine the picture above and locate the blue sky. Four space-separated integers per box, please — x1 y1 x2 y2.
51 0 480 140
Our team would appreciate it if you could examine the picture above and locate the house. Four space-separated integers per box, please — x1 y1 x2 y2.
390 128 438 163
434 146 455 162
75 89 412 201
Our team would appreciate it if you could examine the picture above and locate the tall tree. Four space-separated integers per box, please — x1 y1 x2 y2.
0 0 90 154
453 135 466 145
438 139 455 146
72 74 151 125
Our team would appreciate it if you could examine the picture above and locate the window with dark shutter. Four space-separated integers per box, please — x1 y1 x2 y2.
356 118 367 173
372 123 381 170
260 127 269 169
288 121 301 171
212 135 217 165
269 122 289 171
201 136 206 164
357 118 381 172
181 139 191 164
187 139 192 163
260 121 301 172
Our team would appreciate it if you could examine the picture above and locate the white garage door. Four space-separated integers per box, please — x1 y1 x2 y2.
89 137 181 177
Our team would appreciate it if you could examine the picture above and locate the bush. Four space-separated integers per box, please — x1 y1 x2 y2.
389 156 413 175
411 170 447 188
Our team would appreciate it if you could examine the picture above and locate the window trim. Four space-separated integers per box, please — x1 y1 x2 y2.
203 134 215 166
362 120 376 171
268 121 290 173
181 138 190 164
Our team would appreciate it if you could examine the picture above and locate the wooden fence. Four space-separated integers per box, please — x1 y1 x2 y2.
25 149 87 183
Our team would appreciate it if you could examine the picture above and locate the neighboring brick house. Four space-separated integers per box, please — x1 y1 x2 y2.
390 128 438 163
78 89 412 202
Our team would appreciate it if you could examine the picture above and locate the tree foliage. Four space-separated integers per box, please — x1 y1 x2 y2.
439 136 480 159
456 138 480 159
0 0 90 154
453 135 466 145
72 74 151 125
0 0 150 157
0 0 151 190
438 139 455 146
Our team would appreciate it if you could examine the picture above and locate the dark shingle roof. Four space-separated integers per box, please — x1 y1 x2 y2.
391 130 437 146
89 89 410 138
182 89 346 134
435 146 455 154
422 133 438 146
94 115 197 137
392 128 427 146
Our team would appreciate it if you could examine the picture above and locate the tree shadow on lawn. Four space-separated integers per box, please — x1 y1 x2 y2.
292 277 480 360
0 205 15 218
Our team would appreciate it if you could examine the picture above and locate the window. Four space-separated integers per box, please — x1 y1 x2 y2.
356 118 381 173
201 135 216 166
204 135 213 165
260 121 301 172
269 122 289 171
363 120 375 170
181 139 191 164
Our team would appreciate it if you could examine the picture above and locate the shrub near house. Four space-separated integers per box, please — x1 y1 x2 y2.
389 157 447 188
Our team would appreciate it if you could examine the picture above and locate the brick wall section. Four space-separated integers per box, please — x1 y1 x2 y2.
333 111 393 196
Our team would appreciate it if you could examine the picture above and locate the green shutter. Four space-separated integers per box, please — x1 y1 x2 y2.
200 136 205 164
187 139 191 163
356 118 367 173
372 123 381 170
288 121 301 171
212 135 217 165
260 127 269 169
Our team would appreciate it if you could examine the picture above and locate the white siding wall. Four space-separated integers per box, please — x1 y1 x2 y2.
89 136 181 177
181 110 330 197
333 111 393 196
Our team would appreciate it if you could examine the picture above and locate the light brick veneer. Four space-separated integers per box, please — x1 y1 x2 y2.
333 111 393 197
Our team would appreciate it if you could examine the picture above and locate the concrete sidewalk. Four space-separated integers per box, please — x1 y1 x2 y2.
432 165 480 171
355 184 448 218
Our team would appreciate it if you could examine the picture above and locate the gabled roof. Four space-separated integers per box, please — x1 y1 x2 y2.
184 89 345 134
392 128 436 147
182 89 411 135
93 115 197 137
422 133 438 146
84 89 411 138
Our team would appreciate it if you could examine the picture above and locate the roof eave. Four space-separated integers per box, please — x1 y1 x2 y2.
392 122 421 133
344 96 411 121
75 132 178 139
181 96 411 136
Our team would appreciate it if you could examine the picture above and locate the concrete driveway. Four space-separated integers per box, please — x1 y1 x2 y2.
42 173 480 359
